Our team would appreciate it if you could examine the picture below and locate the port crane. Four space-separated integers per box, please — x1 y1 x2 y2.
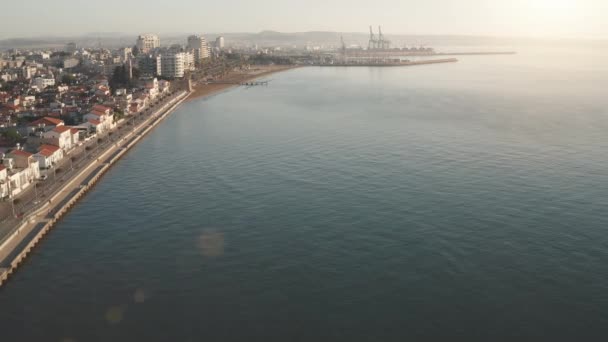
368 26 391 50
368 26 378 50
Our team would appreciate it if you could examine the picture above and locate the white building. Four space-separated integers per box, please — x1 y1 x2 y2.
3 149 41 198
43 126 74 152
136 34 161 53
0 165 9 199
160 51 186 78
33 77 55 89
215 36 225 50
83 104 115 133
33 144 64 169
184 51 195 71
187 35 210 62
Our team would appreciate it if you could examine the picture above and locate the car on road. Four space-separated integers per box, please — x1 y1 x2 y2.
38 175 48 181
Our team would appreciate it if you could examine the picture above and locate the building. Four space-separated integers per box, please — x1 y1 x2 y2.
136 34 160 53
0 165 9 199
43 126 74 152
33 77 56 90
184 51 195 71
66 42 77 53
160 51 185 78
21 65 37 80
3 149 41 197
83 104 115 133
33 144 64 169
119 47 132 62
215 36 225 50
144 78 160 100
138 54 162 77
28 117 64 130
187 35 210 63
62 58 80 69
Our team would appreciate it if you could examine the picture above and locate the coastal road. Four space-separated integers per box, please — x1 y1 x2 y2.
0 91 184 247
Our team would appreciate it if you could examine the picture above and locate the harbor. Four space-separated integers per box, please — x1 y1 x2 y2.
315 58 458 67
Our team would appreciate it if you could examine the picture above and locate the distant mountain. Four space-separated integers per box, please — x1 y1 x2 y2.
1 31 605 51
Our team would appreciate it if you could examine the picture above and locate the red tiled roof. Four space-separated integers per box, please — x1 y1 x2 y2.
28 117 64 127
92 104 110 112
39 144 60 151
0 165 6 171
38 149 54 157
90 110 107 117
70 128 79 134
38 144 60 155
10 150 33 157
53 126 72 134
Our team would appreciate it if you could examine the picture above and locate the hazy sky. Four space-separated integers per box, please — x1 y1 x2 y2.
1 0 606 38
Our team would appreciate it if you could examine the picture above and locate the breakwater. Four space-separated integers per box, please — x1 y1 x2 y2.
0 91 190 288
316 58 458 67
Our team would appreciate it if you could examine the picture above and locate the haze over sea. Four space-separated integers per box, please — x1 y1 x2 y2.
1 40 607 341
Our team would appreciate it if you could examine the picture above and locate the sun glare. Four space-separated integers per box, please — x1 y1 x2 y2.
530 0 577 15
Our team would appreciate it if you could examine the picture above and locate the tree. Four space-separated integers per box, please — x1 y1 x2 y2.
113 109 125 123
132 45 140 57
109 64 140 92
1 128 21 144
61 74 77 85
109 65 128 92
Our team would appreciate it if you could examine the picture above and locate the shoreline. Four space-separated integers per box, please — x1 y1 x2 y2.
186 65 298 102
0 65 299 287
0 91 190 288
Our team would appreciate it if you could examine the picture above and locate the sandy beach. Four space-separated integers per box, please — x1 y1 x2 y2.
186 65 298 102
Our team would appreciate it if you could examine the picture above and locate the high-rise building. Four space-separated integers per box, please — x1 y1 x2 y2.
160 51 185 78
136 34 161 53
119 47 132 62
187 35 210 63
184 51 195 71
215 36 225 50
66 42 77 53
137 54 162 77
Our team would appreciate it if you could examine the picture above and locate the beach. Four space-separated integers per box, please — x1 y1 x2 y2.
186 65 298 102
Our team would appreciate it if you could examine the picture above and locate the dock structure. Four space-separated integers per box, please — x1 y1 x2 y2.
207 80 270 86
316 58 459 67
0 91 190 288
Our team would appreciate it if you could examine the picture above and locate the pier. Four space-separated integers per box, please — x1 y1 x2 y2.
207 80 269 86
316 58 459 67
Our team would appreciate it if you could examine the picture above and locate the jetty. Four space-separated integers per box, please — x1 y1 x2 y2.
316 58 458 67
206 80 269 86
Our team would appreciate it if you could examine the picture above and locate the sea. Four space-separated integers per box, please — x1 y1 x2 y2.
0 39 607 341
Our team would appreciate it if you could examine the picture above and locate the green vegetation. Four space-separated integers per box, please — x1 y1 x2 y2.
1 128 22 144
109 65 140 92
51 51 71 58
249 55 295 65
113 109 125 123
61 74 77 85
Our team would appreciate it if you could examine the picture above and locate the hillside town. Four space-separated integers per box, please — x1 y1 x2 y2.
0 34 230 202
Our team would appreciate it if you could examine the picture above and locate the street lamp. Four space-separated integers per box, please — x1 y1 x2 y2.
6 177 16 218
11 197 16 218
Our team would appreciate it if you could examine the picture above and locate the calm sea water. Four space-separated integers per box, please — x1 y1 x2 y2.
1 43 608 341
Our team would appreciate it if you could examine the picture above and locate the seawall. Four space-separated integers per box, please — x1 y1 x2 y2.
0 91 190 288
